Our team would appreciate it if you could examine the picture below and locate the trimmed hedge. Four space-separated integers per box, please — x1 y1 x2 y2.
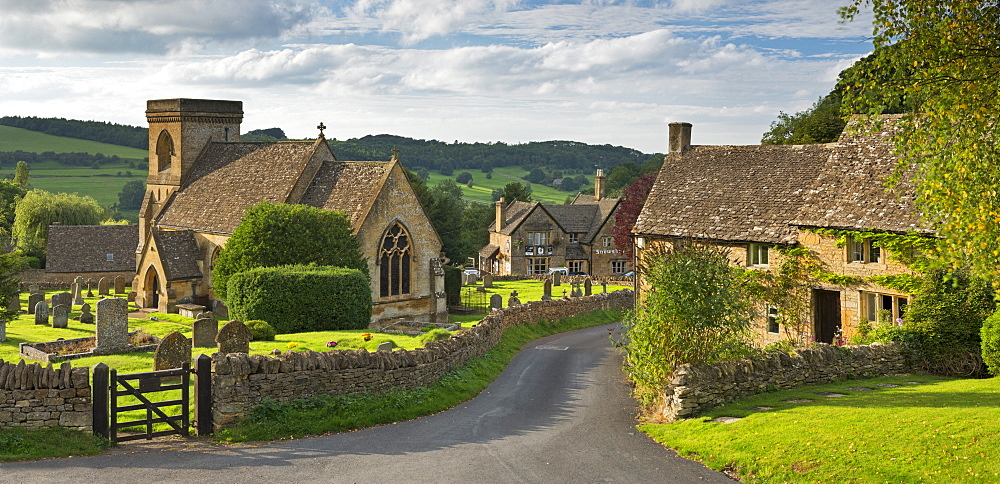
228 265 372 334
443 265 461 306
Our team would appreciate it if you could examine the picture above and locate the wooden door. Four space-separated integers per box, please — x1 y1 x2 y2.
813 289 841 344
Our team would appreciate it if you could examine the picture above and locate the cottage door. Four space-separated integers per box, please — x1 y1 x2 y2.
813 289 841 344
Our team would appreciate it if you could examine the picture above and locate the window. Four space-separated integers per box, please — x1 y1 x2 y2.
749 243 769 266
611 260 627 274
767 306 779 333
156 130 174 172
106 253 114 262
568 260 586 273
602 237 613 248
848 236 881 263
862 291 908 323
527 231 548 246
379 223 411 298
568 233 579 244
527 257 548 275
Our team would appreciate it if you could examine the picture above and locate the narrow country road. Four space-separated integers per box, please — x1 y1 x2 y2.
2 325 734 483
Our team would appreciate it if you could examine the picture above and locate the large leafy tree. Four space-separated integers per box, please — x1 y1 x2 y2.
213 202 366 299
0 180 26 240
840 0 1000 280
117 179 146 210
12 190 104 256
500 182 533 203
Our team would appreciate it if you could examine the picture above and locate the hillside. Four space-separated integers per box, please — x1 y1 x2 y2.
0 126 147 160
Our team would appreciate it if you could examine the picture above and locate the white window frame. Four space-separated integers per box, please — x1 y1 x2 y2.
767 306 779 333
748 243 769 267
861 291 908 323
602 237 613 248
611 260 627 274
568 233 579 244
848 237 881 263
568 260 586 273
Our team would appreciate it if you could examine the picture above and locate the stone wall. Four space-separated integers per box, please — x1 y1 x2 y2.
211 290 634 428
0 360 92 431
18 269 134 291
659 343 915 421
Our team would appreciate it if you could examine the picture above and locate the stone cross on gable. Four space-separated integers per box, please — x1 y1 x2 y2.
317 122 326 137
391 145 400 162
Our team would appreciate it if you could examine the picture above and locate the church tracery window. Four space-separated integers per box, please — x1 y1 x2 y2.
380 222 411 298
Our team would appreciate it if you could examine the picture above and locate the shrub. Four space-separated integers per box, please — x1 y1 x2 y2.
443 265 461 306
245 320 276 341
420 328 451 344
228 265 372 334
981 309 1000 376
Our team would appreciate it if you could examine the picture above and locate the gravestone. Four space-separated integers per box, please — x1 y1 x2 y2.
34 302 49 325
154 331 192 370
483 273 493 288
584 278 592 296
28 284 39 294
126 291 137 303
377 341 394 352
553 272 562 286
51 292 71 309
86 280 94 298
507 290 521 307
6 293 20 313
52 304 69 329
27 293 44 315
95 298 129 349
570 283 582 298
71 282 83 305
212 299 229 319
114 276 126 295
216 320 251 354
192 317 218 348
0 321 5 342
465 273 477 286
97 277 110 296
543 280 552 298
195 311 213 320
489 294 503 310
79 303 94 324
602 282 607 293
541 294 552 301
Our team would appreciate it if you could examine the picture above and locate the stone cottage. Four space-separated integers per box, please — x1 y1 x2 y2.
135 98 447 326
479 170 632 278
30 224 139 287
632 116 931 344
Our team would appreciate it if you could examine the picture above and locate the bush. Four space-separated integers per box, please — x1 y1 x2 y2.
420 328 451 344
245 320 276 341
228 265 372 334
443 265 461 306
981 309 1000 376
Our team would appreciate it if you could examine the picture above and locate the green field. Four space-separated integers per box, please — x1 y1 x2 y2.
0 125 147 159
424 166 595 205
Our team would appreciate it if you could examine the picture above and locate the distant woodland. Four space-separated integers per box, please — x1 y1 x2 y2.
0 116 147 149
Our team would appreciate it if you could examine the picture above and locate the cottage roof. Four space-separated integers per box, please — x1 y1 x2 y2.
498 201 537 236
153 230 202 280
565 244 588 260
45 225 138 273
479 244 499 259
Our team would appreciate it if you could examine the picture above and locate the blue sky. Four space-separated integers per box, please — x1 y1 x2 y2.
0 0 875 153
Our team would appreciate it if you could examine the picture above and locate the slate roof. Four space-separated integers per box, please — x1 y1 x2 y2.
153 230 202 280
45 225 138 273
565 245 588 260
299 161 390 226
498 201 536 235
479 244 499 259
157 141 321 234
545 205 598 234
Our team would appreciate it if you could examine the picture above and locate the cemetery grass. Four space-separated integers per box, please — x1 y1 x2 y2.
215 308 624 442
458 278 631 307
0 426 109 462
642 375 1000 483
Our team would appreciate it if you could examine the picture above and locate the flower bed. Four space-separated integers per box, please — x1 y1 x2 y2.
19 331 161 364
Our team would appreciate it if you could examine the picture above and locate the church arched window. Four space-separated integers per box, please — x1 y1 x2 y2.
379 222 411 298
156 130 174 172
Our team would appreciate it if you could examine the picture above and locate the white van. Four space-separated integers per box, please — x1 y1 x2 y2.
546 267 569 276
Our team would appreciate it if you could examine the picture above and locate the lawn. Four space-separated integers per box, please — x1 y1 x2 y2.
424 166 594 205
642 374 1000 483
458 277 631 308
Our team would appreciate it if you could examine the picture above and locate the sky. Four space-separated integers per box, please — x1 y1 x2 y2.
0 0 876 154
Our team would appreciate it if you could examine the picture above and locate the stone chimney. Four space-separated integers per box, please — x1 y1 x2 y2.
594 169 605 201
668 122 692 153
495 197 506 232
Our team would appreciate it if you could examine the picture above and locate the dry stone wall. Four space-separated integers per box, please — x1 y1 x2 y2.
660 343 915 421
212 290 634 428
0 359 91 431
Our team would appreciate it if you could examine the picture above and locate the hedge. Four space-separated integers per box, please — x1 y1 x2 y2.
443 265 462 306
227 265 372 333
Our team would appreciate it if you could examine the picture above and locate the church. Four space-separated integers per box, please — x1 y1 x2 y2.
134 98 447 327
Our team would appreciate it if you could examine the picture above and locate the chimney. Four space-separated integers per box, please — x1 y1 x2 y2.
495 197 506 232
668 122 692 153
594 169 605 201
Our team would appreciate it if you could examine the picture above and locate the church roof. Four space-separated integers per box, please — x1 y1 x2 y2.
45 225 138 273
153 230 202 280
299 161 391 226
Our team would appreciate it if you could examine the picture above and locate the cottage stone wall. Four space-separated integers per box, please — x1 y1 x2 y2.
0 360 91 431
659 343 914 421
211 290 634 429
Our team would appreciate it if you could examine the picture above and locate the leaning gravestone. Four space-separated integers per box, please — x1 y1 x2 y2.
34 301 49 325
543 279 552 298
483 273 493 288
377 341 394 352
27 293 44 315
553 272 562 286
51 292 72 309
97 277 110 296
489 294 503 310
95 298 129 350
79 303 94 324
114 276 126 294
154 331 192 370
584 278 592 296
86 280 95 298
216 320 251 354
71 282 83 305
52 304 70 329
6 293 19 314
192 317 218 348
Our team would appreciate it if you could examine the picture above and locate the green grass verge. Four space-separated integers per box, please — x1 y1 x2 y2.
216 308 623 442
424 166 593 205
642 374 1000 483
0 426 108 462
459 278 629 306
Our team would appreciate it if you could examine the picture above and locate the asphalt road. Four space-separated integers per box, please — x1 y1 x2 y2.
2 325 735 483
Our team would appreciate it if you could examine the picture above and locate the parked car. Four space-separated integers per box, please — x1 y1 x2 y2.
463 268 480 276
568 272 589 277
616 270 635 278
546 267 569 276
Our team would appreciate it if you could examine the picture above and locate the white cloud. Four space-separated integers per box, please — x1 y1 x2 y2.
347 0 520 44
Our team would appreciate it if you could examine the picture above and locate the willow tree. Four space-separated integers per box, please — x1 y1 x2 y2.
840 1 1000 280
12 190 104 256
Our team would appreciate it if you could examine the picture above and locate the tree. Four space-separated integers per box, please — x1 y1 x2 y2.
12 161 29 189
523 167 547 184
12 190 104 256
500 182 532 203
117 180 146 210
212 202 366 300
425 180 466 260
455 172 473 184
606 162 641 193
761 94 846 145
439 160 454 176
611 172 657 261
0 180 26 239
840 0 1000 280
0 253 26 324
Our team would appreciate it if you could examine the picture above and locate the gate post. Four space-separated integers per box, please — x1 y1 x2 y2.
194 354 213 435
92 363 110 439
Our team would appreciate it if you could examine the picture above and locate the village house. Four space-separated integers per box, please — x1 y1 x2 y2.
134 98 447 326
632 116 931 344
478 170 632 278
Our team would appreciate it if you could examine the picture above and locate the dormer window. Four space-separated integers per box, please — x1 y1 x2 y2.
749 243 769 267
568 233 579 244
106 253 114 261
848 236 881 263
